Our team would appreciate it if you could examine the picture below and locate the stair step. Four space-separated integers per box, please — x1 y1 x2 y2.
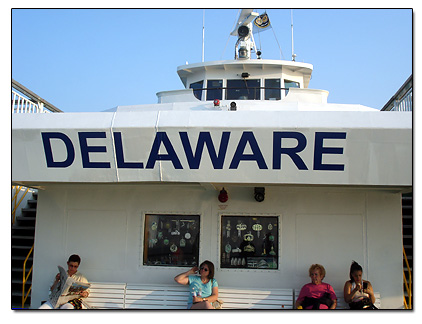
12 256 33 261
22 207 37 212
12 266 32 273
12 245 33 250
12 278 32 284
15 216 36 221
12 225 35 230
12 235 35 240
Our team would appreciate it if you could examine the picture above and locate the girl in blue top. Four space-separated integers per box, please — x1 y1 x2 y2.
174 260 219 309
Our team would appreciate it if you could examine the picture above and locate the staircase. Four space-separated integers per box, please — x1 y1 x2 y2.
402 193 413 309
11 191 37 309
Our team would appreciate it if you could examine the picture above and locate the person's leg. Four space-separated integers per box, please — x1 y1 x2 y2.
39 301 54 309
59 303 75 309
190 301 214 309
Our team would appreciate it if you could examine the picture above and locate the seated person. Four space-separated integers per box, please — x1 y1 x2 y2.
343 261 377 309
296 264 337 309
174 260 219 309
39 254 90 309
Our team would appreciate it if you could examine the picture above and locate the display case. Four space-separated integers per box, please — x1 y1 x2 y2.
220 215 279 269
143 214 200 267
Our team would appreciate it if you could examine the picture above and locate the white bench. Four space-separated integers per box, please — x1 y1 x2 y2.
294 289 381 309
86 282 294 309
84 282 126 309
334 290 381 309
219 287 294 309
125 284 189 309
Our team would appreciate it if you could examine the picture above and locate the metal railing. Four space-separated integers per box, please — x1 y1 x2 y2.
12 90 44 114
403 246 412 309
22 244 34 308
392 88 412 112
12 79 62 113
12 186 30 225
381 75 412 111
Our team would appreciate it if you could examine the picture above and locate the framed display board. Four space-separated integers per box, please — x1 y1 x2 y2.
144 214 200 267
220 215 279 269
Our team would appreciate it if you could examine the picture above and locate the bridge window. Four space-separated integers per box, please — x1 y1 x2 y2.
190 81 204 100
206 80 223 101
143 214 200 267
226 79 261 100
265 79 281 100
284 79 300 95
220 215 279 269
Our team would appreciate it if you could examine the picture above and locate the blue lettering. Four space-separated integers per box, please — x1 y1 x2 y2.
273 132 308 170
114 132 144 169
229 131 268 169
180 131 230 169
41 132 75 168
146 132 183 169
78 132 111 168
314 132 346 171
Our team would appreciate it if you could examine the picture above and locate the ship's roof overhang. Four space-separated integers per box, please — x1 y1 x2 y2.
177 59 313 88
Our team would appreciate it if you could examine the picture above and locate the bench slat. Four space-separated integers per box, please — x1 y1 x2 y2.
220 299 293 305
219 288 292 294
126 297 188 303
219 293 293 300
126 290 189 297
126 304 187 309
223 303 292 309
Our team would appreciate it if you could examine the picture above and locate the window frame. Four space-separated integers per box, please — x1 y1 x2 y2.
218 213 281 272
284 79 300 96
265 78 281 100
206 79 223 101
226 79 261 100
142 212 202 268
190 80 204 101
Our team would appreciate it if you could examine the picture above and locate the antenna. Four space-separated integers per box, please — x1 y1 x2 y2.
202 9 205 62
291 9 296 61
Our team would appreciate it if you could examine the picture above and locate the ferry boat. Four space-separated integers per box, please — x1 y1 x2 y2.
12 9 412 309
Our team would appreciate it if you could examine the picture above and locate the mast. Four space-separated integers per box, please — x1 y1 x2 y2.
202 9 205 62
230 9 259 60
291 9 296 61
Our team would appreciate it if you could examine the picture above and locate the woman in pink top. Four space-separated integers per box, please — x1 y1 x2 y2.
296 264 337 309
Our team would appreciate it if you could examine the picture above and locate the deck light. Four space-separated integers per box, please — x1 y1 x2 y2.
218 188 228 203
230 102 237 111
254 187 265 202
241 72 250 78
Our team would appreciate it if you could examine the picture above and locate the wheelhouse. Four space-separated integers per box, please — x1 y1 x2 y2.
177 59 312 101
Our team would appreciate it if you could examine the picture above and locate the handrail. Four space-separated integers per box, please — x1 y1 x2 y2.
12 186 30 225
12 90 43 114
12 79 62 113
403 246 412 309
22 244 34 308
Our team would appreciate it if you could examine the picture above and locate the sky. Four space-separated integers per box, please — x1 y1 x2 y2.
11 8 412 112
